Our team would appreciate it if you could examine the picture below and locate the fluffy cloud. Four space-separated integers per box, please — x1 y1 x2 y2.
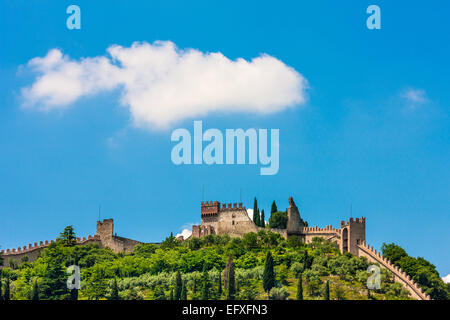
21 41 308 129
175 228 192 240
443 274 450 284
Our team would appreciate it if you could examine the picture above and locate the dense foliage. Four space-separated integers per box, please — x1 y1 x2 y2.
2 225 447 300
382 243 449 300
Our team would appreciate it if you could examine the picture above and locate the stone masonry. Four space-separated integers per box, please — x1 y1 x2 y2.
0 219 141 268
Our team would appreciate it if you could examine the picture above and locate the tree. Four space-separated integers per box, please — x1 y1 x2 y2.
268 287 289 300
334 284 346 300
271 201 278 214
263 251 275 297
169 288 174 300
4 276 10 300
381 243 408 264
217 272 222 298
30 279 40 300
201 265 211 300
238 279 258 300
110 278 120 300
39 245 69 300
268 211 288 229
260 210 265 227
174 271 182 300
296 274 303 300
161 232 178 249
324 280 330 300
180 281 187 300
58 225 77 247
83 264 108 300
70 286 79 300
153 286 166 300
226 261 235 300
253 198 260 226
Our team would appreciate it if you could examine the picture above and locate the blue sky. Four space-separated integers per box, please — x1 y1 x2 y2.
0 1 449 276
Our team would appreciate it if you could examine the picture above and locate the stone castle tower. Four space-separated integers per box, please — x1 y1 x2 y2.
190 197 365 256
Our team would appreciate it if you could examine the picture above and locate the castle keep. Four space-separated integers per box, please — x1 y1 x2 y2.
0 198 430 300
191 197 366 256
190 197 430 300
0 219 141 268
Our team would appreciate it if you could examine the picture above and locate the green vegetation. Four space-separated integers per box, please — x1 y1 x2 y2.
0 227 448 300
268 211 288 229
381 243 449 300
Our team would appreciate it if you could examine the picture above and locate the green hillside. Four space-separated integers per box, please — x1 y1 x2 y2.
0 227 448 300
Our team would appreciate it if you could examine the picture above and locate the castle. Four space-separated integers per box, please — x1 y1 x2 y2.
0 198 431 300
191 197 430 300
0 219 141 268
191 197 365 256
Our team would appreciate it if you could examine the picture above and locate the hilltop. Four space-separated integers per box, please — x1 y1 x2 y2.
1 227 448 300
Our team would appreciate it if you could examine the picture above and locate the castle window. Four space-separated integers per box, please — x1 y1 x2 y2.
232 220 235 225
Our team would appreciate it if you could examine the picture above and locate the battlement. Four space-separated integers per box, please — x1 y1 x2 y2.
201 201 221 216
301 225 341 234
357 241 430 300
0 235 100 256
201 201 246 216
340 217 366 228
220 202 245 211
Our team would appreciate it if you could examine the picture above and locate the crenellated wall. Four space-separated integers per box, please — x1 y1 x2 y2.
0 235 100 268
356 241 430 300
192 201 255 238
0 219 141 268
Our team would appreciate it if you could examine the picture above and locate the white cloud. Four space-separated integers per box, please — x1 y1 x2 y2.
21 41 308 129
176 229 192 240
400 88 429 109
443 274 450 284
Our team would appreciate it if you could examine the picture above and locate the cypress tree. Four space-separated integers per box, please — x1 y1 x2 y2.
223 255 233 292
297 274 303 300
30 280 39 300
180 281 187 300
4 276 10 301
253 198 260 226
70 288 78 300
226 259 235 300
260 209 265 227
174 271 182 300
217 272 222 298
201 265 210 300
271 201 278 214
110 278 120 300
170 288 174 300
324 280 330 300
263 251 275 297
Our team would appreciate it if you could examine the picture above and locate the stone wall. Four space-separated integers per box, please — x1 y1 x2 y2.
356 241 430 300
0 219 141 267
0 236 101 268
